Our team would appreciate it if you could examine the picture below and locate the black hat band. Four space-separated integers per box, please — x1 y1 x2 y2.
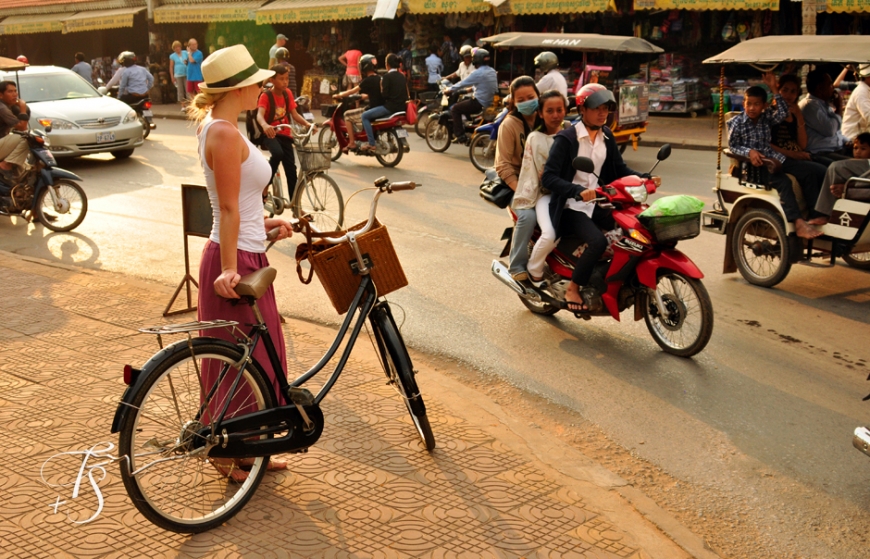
205 63 259 89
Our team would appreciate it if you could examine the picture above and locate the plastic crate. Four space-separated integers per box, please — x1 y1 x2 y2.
296 146 331 173
639 213 701 243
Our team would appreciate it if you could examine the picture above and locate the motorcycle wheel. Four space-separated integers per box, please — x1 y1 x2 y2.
469 134 494 173
843 251 870 270
375 129 403 168
140 117 150 140
415 112 431 138
425 118 451 153
318 126 341 162
732 208 791 287
642 271 713 358
520 296 560 316
36 180 88 232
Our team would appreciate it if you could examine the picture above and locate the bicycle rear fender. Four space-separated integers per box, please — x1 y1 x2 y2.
110 337 263 434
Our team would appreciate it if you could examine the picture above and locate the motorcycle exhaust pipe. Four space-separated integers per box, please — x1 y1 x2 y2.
853 427 870 458
491 260 540 302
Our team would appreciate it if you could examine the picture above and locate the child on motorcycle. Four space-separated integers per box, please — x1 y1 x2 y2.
541 83 641 313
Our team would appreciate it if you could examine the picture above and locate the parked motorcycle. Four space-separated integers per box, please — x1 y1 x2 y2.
317 94 409 168
0 118 87 232
491 145 714 357
291 94 315 146
414 91 440 138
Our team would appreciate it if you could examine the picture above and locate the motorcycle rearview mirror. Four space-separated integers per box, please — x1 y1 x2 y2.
572 156 596 174
645 143 672 178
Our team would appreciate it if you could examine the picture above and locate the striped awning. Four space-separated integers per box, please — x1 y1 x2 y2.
155 1 266 23
0 12 73 34
634 0 778 9
60 6 146 33
256 0 376 23
825 0 870 12
406 0 489 13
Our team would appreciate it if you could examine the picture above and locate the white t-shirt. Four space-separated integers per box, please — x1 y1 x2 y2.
842 80 870 141
456 61 476 81
537 69 568 98
565 121 605 218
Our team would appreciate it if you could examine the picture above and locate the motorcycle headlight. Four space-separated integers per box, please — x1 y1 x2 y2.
38 118 78 130
123 110 137 123
625 185 648 203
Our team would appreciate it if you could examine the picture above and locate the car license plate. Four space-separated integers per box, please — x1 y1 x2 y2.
396 128 409 138
142 109 153 117
96 132 115 144
303 112 314 121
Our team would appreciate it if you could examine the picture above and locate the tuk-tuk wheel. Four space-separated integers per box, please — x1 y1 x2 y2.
843 252 870 270
732 208 792 288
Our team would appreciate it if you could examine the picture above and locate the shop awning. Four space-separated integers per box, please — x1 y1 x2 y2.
480 33 663 54
703 35 870 65
155 1 265 23
0 12 72 34
60 7 145 33
634 0 778 9
406 0 490 13
256 0 375 23
489 0 615 14
825 0 870 12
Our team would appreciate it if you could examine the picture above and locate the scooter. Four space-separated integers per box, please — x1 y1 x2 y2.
490 145 714 358
317 94 409 168
414 91 440 138
424 81 490 153
0 116 87 232
469 106 508 173
98 84 154 139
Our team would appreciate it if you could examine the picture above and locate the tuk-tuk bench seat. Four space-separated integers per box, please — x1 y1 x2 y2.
722 149 808 216
845 177 870 202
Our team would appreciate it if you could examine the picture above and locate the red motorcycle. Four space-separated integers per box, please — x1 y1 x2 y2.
317 95 410 168
491 145 714 357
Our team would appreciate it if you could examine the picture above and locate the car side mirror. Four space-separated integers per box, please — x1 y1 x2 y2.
572 156 595 173
657 144 671 161
97 86 108 95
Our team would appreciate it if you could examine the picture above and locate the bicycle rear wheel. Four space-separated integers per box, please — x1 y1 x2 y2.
294 172 344 231
118 339 277 533
370 303 435 451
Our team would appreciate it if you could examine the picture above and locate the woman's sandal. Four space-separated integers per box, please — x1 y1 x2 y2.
212 459 249 483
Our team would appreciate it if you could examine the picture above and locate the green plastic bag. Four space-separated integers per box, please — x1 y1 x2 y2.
639 195 704 218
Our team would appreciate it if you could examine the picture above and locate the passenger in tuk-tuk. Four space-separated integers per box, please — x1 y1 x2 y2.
541 84 641 312
770 74 814 162
812 132 870 222
727 73 825 239
799 69 851 163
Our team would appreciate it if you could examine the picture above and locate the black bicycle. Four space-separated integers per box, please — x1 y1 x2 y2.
110 178 433 533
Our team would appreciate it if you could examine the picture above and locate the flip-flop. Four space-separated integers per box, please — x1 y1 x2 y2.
212 460 249 483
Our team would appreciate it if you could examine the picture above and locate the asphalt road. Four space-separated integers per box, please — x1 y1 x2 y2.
3 118 870 556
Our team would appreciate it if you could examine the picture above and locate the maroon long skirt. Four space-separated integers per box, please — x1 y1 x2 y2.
198 240 287 412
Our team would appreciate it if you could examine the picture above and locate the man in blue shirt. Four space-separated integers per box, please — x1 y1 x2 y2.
118 52 154 105
425 46 442 91
799 69 850 162
185 38 204 97
447 48 497 143
71 53 93 85
728 72 826 239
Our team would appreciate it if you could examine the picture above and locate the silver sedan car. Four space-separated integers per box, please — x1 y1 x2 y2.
1 66 144 159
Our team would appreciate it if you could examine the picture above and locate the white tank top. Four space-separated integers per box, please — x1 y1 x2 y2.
197 118 273 253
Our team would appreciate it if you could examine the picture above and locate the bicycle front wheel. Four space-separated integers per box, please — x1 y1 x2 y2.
370 304 435 451
294 172 344 231
118 340 277 533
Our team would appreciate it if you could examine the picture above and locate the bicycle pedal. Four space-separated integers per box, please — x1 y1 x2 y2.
287 387 315 406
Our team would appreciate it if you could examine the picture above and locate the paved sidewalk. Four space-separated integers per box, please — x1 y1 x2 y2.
0 251 716 558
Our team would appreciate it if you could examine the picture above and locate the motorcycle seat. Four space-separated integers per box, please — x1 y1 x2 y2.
373 112 406 123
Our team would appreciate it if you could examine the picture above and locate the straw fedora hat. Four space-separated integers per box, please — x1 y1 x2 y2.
199 44 274 94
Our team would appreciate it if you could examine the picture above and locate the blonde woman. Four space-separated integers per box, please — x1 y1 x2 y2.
188 45 294 481
168 40 187 105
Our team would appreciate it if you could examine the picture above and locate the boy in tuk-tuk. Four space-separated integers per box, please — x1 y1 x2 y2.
727 72 827 239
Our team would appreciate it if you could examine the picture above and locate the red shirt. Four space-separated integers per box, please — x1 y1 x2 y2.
258 88 297 137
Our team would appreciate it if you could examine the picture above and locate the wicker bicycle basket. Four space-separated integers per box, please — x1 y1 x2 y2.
310 218 408 314
297 145 331 173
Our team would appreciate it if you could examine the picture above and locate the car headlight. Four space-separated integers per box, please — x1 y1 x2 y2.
123 110 137 124
625 185 648 203
37 118 78 130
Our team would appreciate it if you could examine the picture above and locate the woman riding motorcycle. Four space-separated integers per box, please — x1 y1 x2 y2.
541 83 642 312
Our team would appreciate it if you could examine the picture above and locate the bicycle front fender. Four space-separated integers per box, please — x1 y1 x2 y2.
110 337 256 434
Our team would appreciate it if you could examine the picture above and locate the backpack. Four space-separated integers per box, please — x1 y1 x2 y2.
245 89 290 145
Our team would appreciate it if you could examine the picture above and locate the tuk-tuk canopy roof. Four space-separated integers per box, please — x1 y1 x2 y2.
479 33 663 54
0 56 27 71
704 36 870 65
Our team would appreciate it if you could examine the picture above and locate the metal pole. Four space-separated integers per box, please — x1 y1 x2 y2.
717 65 724 172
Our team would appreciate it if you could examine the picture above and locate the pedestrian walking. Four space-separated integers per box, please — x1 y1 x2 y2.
185 38 204 98
339 42 362 91
169 41 187 106
268 33 287 68
71 53 93 85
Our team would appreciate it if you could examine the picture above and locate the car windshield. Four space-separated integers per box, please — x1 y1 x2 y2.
15 73 100 102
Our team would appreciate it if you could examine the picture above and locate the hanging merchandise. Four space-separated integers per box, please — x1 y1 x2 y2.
736 21 749 42
721 15 736 42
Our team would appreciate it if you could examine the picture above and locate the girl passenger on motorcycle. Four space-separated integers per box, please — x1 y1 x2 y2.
541 83 641 312
497 76 542 281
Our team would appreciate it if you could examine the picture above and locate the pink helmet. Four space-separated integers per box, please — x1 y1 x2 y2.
576 83 615 110
16 55 28 64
